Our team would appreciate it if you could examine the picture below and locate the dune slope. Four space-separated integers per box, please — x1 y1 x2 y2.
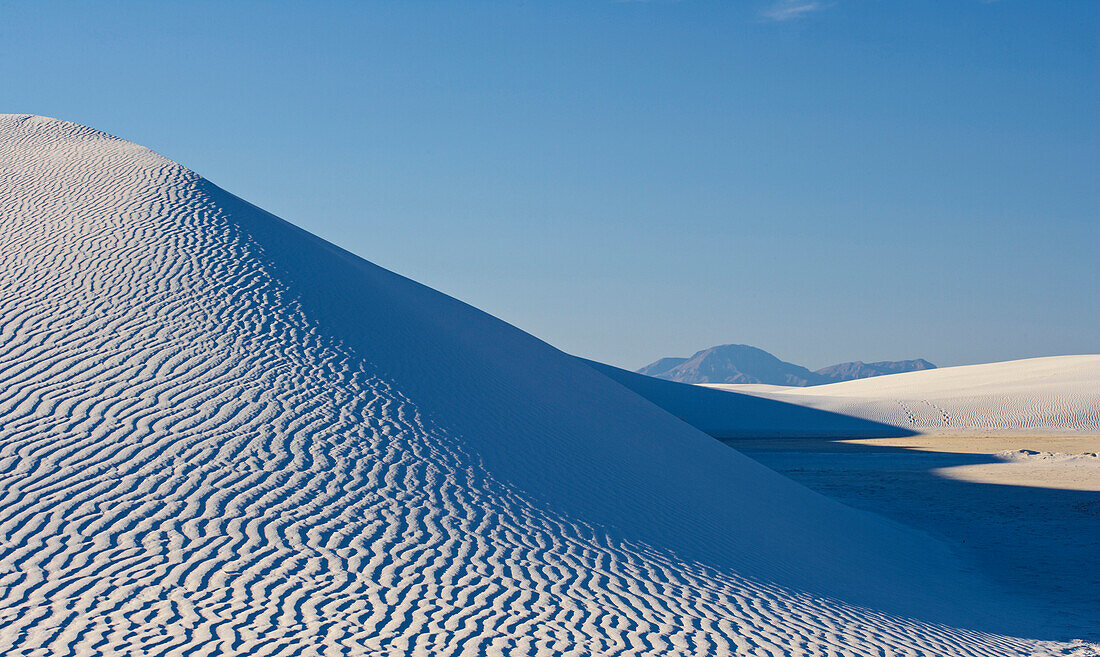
0 115 1083 656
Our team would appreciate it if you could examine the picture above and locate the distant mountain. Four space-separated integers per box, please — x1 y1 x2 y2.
640 344 827 386
638 345 935 386
815 359 936 383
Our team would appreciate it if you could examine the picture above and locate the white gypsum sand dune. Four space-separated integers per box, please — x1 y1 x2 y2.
0 115 1088 656
703 356 1100 436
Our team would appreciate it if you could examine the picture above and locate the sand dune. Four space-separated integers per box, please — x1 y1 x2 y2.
705 356 1100 436
0 114 1088 655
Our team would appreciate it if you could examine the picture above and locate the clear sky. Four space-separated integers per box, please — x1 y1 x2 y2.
2 0 1096 369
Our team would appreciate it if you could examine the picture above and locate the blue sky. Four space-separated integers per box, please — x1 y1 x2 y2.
2 0 1096 369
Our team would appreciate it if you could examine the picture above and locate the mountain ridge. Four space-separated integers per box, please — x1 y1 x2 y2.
816 358 936 382
638 344 935 385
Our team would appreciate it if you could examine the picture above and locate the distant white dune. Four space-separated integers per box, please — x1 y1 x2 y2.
704 356 1100 436
588 356 1099 439
0 115 1088 655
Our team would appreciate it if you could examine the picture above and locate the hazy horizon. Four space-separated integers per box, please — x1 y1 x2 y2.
3 1 1096 370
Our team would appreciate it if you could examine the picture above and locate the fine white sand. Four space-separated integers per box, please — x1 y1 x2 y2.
0 114 1091 656
705 356 1100 436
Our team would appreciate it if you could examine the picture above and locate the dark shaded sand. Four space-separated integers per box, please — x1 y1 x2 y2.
728 435 1100 641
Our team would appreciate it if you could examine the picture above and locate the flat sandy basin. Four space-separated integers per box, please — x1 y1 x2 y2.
728 434 1100 640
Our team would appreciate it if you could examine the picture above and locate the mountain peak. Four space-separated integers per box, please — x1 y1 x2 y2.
639 344 825 385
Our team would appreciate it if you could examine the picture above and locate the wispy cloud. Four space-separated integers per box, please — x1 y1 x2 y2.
759 1 831 22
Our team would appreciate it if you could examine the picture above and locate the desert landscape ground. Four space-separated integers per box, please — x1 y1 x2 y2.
708 357 1100 634
596 357 1100 643
728 435 1099 642
1 114 1096 656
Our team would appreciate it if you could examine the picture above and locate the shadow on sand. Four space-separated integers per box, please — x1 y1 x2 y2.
727 437 1100 642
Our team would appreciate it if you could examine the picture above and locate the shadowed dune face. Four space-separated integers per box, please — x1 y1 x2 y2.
0 114 1083 655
